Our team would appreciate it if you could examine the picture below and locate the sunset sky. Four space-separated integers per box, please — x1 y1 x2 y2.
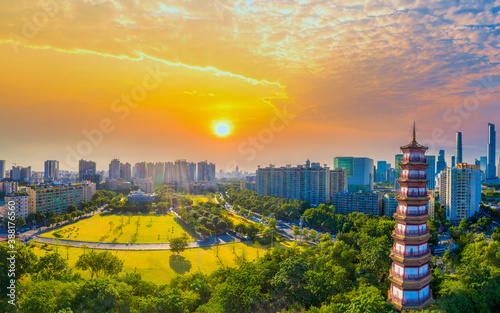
1 0 500 172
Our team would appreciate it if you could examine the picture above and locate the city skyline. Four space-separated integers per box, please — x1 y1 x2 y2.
1 1 500 171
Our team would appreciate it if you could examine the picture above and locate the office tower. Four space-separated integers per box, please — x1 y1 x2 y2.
436 150 447 174
394 154 403 190
79 159 96 180
377 161 388 182
387 168 395 184
455 132 463 164
333 157 373 193
440 163 481 225
109 159 121 179
256 161 332 206
425 155 436 189
388 123 433 311
475 159 481 168
0 160 5 179
44 160 59 180
487 123 497 179
451 156 456 168
120 162 132 181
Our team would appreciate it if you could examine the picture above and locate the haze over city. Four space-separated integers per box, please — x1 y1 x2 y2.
1 0 500 171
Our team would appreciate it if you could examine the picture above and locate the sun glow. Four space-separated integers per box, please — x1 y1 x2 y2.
212 120 233 137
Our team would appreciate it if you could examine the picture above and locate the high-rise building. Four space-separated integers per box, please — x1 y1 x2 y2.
330 168 348 194
0 160 5 179
256 161 343 206
79 159 97 181
436 150 447 174
451 156 456 168
4 193 30 219
487 123 497 180
377 161 388 182
109 159 121 179
425 155 436 190
187 162 197 182
394 154 403 190
333 157 373 193
480 156 487 180
120 162 132 181
384 193 398 217
44 160 59 181
197 161 215 182
455 132 463 164
20 166 31 182
388 123 433 310
440 163 481 225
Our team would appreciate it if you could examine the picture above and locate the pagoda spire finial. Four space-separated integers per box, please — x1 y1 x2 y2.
412 121 416 143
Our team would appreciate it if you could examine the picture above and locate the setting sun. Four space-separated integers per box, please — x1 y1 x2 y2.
212 120 233 137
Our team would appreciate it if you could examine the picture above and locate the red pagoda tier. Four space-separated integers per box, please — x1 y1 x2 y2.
388 123 434 311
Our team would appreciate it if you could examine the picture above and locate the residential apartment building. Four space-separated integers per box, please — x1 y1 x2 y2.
256 161 346 206
44 160 59 181
4 192 30 219
439 163 481 225
330 192 382 215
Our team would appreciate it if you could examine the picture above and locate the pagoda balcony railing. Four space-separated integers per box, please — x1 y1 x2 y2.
390 293 431 305
398 191 427 197
400 174 427 179
392 270 431 281
401 156 427 163
393 248 430 257
395 228 429 236
396 208 428 216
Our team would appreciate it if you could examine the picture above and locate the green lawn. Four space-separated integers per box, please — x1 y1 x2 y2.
225 211 257 226
39 213 197 243
32 242 268 284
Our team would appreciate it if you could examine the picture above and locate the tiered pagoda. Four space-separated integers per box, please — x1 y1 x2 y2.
388 122 433 311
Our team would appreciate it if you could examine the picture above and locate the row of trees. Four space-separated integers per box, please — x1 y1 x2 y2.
225 188 310 221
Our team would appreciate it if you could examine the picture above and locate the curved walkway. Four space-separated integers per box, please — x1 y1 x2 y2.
33 233 243 251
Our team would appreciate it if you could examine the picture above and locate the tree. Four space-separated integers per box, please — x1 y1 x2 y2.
246 223 260 240
302 228 309 241
170 236 189 255
458 218 468 233
268 218 277 230
67 205 77 213
75 250 123 278
293 226 300 240
31 252 71 281
309 229 317 242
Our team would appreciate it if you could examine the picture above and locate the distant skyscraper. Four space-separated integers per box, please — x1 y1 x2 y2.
436 150 447 174
109 159 121 179
334 157 373 193
451 156 456 168
0 160 4 179
377 161 387 182
487 123 497 179
79 159 96 180
455 132 463 164
44 160 59 180
197 161 215 182
394 154 403 190
425 155 436 189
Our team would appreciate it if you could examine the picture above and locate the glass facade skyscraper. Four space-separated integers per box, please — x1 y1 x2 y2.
436 150 446 174
425 155 436 189
455 132 463 164
487 123 497 179
334 157 373 193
